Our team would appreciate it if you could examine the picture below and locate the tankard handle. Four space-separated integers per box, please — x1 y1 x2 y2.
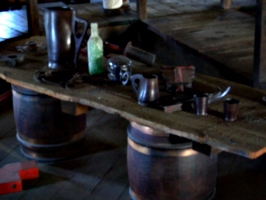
131 74 143 94
120 71 131 86
73 17 88 67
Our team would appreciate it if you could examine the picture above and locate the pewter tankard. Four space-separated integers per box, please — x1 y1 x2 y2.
131 74 160 106
43 6 88 69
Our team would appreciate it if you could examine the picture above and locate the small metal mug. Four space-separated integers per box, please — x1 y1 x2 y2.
224 98 240 121
194 93 209 116
131 74 160 106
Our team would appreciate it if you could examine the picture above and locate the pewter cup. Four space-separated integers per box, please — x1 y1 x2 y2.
43 6 88 69
131 74 160 106
194 93 209 116
224 98 240 121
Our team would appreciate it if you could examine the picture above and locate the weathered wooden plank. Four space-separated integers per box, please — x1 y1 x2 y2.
145 10 254 49
0 25 24 39
1 35 266 159
0 144 26 167
0 137 20 162
83 111 128 157
0 103 129 199
144 10 254 43
118 186 132 200
132 0 256 19
148 3 181 17
144 9 255 85
144 10 222 29
64 149 127 199
69 2 138 28
0 9 28 33
89 149 128 199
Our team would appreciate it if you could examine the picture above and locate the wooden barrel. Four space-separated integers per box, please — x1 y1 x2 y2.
127 121 217 200
12 85 86 162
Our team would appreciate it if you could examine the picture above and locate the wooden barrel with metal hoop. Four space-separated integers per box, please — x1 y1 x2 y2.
127 121 217 200
12 85 86 161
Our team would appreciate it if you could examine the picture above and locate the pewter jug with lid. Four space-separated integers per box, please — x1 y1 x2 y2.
43 6 88 69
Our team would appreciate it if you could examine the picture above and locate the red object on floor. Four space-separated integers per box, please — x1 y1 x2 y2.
0 161 39 195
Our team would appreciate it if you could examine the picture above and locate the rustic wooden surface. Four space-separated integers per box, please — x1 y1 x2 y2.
36 1 139 37
143 8 256 86
1 36 266 159
0 9 28 42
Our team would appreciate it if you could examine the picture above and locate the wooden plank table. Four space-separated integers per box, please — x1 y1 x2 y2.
1 36 266 159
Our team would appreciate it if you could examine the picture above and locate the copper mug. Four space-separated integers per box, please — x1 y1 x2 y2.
43 6 88 69
131 74 160 106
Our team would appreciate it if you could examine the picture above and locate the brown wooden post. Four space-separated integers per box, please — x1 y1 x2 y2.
220 0 231 9
136 0 147 19
253 0 266 89
26 0 39 35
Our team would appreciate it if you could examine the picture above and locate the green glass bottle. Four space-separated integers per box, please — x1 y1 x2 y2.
87 23 104 75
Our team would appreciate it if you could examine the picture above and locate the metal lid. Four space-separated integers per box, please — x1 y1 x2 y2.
107 55 132 70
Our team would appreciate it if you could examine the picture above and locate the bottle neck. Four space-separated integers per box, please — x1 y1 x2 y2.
90 23 99 37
